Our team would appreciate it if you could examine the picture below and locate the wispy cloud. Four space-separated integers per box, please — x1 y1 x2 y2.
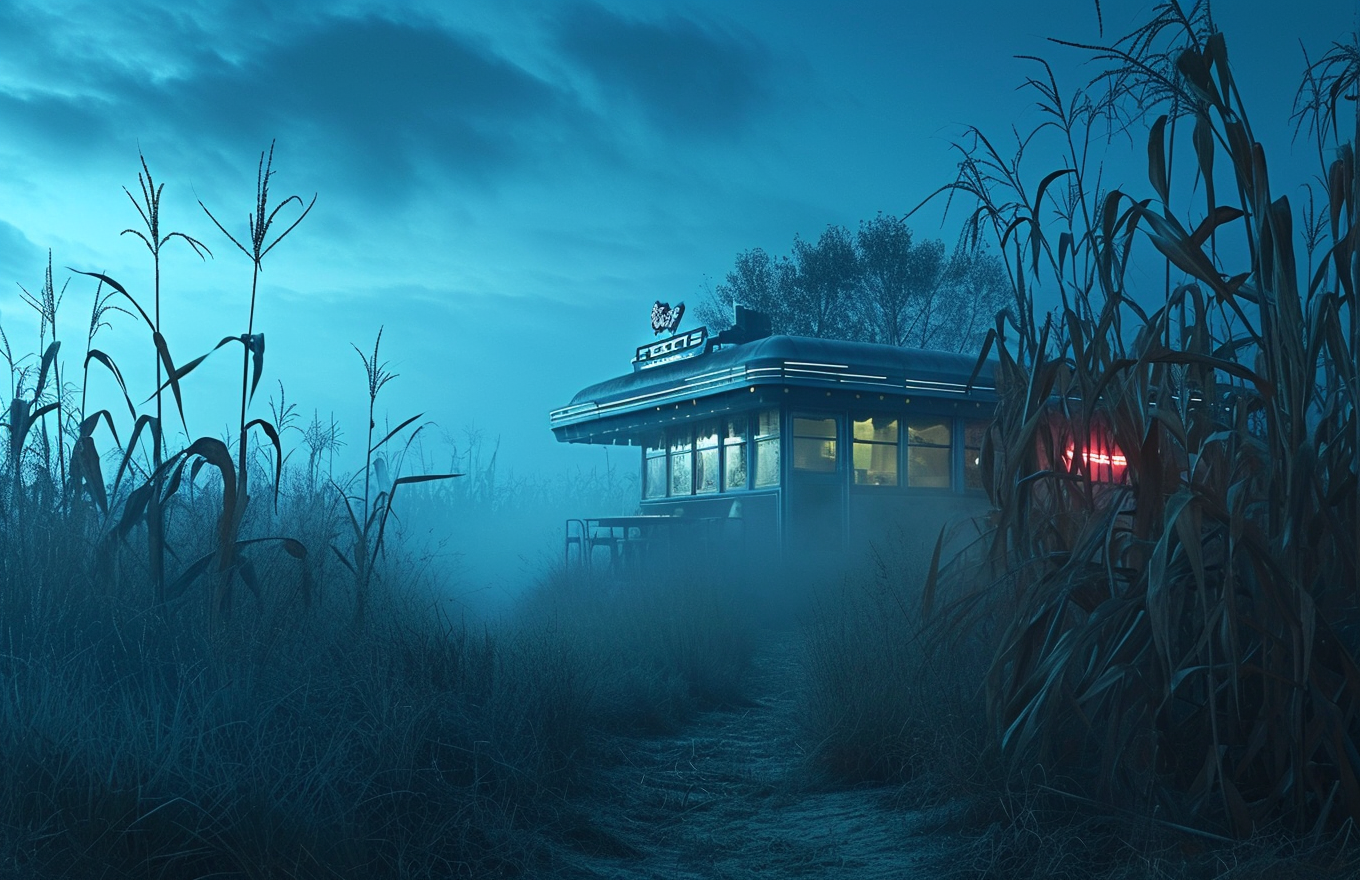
0 8 575 197
0 220 43 293
555 4 773 138
179 18 566 187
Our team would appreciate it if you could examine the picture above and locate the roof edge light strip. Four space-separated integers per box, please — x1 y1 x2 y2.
550 403 598 419
684 366 745 385
558 373 744 419
783 368 889 381
904 386 965 395
901 380 995 393
901 377 971 388
552 368 999 427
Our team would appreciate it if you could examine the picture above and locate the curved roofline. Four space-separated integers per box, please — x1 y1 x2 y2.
551 334 997 432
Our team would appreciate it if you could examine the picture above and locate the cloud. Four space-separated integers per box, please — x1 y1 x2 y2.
0 218 44 289
0 91 115 158
0 10 573 196
0 3 780 207
175 17 570 191
555 4 773 138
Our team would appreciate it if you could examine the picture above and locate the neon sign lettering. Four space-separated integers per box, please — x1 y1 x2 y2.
633 328 708 369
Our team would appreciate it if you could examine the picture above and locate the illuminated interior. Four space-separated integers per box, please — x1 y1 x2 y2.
793 417 838 472
695 421 719 494
906 418 951 488
852 415 899 485
753 409 780 487
722 419 748 491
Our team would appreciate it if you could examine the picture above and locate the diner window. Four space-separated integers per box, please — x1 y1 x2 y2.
695 421 719 494
723 417 748 491
793 416 838 473
852 415 899 486
644 435 667 499
964 420 988 491
669 430 693 496
754 409 780 487
906 418 951 488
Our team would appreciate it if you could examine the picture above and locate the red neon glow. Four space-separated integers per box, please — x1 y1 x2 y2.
1063 439 1127 481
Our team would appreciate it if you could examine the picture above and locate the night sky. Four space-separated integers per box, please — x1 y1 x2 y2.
0 0 1353 480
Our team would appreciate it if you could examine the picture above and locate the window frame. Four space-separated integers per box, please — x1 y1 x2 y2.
753 408 781 488
722 414 750 492
668 428 694 497
851 413 900 487
905 416 953 490
694 420 720 495
791 413 840 475
643 434 668 500
963 419 988 492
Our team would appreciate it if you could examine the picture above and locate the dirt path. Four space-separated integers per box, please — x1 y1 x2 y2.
556 627 955 879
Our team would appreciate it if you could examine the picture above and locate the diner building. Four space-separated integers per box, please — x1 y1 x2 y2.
550 308 997 575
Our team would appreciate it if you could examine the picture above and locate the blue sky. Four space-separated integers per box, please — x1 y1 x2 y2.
0 0 1354 482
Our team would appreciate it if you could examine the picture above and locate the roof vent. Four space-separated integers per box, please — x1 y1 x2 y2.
715 305 772 347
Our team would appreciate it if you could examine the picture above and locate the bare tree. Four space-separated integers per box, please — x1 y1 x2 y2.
696 247 793 330
928 241 1012 352
699 216 1011 353
857 213 944 347
787 225 861 339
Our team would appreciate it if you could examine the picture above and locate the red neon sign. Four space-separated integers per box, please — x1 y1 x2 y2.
1063 437 1127 482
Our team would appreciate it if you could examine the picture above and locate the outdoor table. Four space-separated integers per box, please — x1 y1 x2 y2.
565 514 716 575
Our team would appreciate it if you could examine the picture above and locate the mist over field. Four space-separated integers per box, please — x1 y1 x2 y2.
0 1 1358 877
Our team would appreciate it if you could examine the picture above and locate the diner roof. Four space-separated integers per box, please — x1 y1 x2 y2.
551 334 997 442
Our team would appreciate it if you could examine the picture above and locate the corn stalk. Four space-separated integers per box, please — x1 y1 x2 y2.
935 8 1360 838
330 328 460 632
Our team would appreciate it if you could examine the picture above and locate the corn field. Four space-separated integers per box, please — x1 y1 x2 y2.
930 3 1360 839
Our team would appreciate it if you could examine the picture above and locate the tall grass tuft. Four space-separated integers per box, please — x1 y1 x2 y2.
801 529 992 792
517 564 756 734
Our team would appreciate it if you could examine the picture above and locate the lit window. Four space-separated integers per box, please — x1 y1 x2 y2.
754 409 780 487
793 416 838 473
964 420 988 491
695 421 719 494
852 415 899 486
723 417 748 491
907 418 951 488
644 435 667 499
669 430 693 496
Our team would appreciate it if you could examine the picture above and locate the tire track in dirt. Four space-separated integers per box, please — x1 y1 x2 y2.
557 627 954 879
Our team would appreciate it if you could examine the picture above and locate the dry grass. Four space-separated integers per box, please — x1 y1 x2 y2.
799 527 993 794
515 564 757 736
0 552 568 877
0 506 757 877
0 146 760 877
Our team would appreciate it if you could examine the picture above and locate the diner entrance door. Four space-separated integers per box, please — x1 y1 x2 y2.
785 413 846 568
